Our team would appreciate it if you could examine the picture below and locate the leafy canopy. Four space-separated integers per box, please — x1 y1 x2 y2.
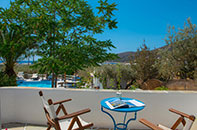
158 18 197 80
0 2 39 78
12 0 118 87
131 43 158 85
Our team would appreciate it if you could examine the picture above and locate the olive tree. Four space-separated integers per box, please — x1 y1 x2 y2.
94 64 136 89
158 18 197 80
131 44 158 87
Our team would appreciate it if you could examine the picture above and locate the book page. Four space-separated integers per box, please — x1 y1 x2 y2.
127 100 145 107
105 98 128 109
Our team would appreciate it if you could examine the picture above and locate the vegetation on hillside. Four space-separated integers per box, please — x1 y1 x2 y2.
157 18 197 80
79 18 197 90
78 64 136 89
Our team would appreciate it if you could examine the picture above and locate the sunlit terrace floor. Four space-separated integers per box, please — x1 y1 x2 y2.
2 123 147 130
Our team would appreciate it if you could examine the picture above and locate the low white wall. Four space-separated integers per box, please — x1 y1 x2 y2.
0 87 197 129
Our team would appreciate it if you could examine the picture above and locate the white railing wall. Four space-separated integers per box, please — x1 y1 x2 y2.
0 87 197 129
0 94 1 130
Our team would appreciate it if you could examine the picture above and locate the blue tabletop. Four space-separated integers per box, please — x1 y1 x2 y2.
101 97 145 112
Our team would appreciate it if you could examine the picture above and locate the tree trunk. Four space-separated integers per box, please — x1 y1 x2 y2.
4 63 17 86
64 72 66 83
55 75 57 88
52 72 55 88
5 64 16 77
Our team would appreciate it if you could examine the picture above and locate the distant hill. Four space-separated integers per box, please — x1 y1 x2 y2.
111 45 169 63
111 51 135 63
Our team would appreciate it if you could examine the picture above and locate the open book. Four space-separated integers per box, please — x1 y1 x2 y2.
105 98 145 109
105 98 129 109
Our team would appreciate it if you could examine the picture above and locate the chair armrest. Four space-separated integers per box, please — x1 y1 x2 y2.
169 108 190 118
56 108 91 120
139 118 164 130
169 108 195 120
53 99 72 105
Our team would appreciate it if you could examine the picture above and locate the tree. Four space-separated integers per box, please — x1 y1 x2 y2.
158 18 197 80
0 2 38 85
14 0 118 87
131 44 158 87
94 64 136 89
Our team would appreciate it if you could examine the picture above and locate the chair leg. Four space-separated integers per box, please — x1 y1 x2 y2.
68 117 77 130
47 123 52 130
56 106 62 115
60 104 68 115
68 117 89 130
75 117 84 130
171 116 184 130
56 104 68 116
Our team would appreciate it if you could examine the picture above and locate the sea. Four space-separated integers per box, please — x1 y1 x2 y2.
0 61 34 64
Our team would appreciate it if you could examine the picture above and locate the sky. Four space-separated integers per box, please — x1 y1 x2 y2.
1 0 197 54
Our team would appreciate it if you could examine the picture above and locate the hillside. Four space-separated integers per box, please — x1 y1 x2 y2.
112 45 168 63
111 51 135 62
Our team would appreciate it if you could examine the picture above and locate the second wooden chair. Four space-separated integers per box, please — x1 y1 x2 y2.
139 108 197 130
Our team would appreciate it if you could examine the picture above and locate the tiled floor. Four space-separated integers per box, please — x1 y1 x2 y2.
2 123 46 130
2 122 147 130
2 123 107 130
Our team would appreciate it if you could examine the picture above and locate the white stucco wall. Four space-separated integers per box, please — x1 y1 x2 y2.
0 87 197 129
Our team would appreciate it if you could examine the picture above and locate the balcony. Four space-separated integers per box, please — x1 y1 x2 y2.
0 87 197 130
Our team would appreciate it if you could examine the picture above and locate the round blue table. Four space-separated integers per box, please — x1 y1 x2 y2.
100 97 145 130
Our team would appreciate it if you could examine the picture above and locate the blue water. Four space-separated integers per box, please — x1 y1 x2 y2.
0 61 34 64
17 80 52 88
17 80 76 88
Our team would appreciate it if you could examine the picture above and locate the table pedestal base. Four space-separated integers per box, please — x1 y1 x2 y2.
101 107 137 130
116 123 127 130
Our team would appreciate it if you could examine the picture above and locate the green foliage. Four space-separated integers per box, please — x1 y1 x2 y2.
77 67 94 86
0 2 39 80
78 64 136 89
0 71 17 87
155 86 168 90
94 64 136 89
1 64 40 74
131 81 140 89
14 65 39 74
76 81 85 89
158 18 197 80
12 0 118 87
131 43 158 85
129 85 137 90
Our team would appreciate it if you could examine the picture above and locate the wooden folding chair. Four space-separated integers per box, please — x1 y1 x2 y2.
139 108 197 130
39 91 93 130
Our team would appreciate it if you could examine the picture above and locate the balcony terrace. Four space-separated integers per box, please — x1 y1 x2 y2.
0 87 197 130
